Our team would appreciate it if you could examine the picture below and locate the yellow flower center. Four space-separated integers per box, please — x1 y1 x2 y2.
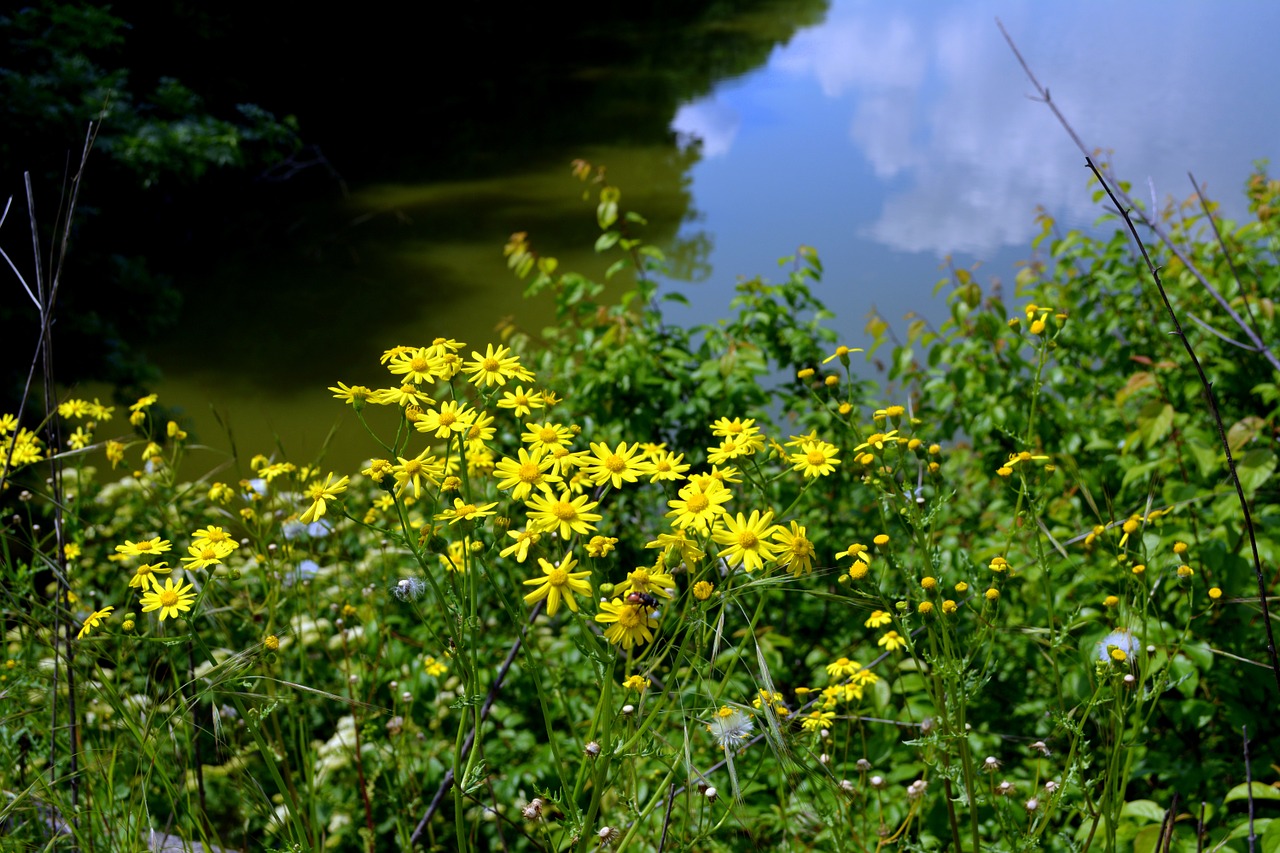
514 394 529 405
199 547 216 560
456 504 477 518
160 589 178 607
686 494 709 513
518 462 541 483
439 411 457 426
605 454 626 473
483 357 500 371
539 427 559 443
552 501 577 521
737 531 758 549
618 606 643 628
806 450 825 465
137 542 155 552
410 356 429 372
402 461 422 476
549 569 567 586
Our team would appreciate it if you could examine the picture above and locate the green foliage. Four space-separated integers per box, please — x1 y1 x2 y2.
2 163 1279 851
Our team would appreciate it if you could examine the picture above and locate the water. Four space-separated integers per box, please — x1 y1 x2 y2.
147 0 1280 472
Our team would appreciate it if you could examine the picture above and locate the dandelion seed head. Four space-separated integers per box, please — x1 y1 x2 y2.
392 576 428 602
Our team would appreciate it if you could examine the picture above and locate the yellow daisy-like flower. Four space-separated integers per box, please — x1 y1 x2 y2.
801 710 836 732
617 565 676 600
415 400 476 439
645 529 705 569
788 440 841 479
853 431 900 453
826 657 860 678
584 440 644 490
821 345 862 364
522 552 592 616
498 385 545 418
128 561 171 591
385 347 439 385
115 537 172 559
641 449 690 483
773 521 816 577
392 450 445 498
707 433 765 465
521 421 573 452
300 473 350 524
77 605 114 639
665 480 732 532
710 417 759 438
463 343 530 388
692 580 714 600
494 447 561 500
864 610 892 628
526 489 602 539
594 598 659 649
877 630 907 651
139 577 197 621
369 384 435 408
181 542 235 571
500 527 542 563
712 510 781 573
436 498 499 525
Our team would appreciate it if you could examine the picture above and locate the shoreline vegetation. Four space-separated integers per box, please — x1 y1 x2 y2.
3 150 1278 851
4 25 1280 853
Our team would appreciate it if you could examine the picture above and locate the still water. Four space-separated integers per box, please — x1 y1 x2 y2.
149 0 1280 472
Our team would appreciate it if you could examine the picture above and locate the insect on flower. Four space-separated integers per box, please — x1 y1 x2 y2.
625 591 660 609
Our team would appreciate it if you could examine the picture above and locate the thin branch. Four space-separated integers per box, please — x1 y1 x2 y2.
1244 726 1256 853
1189 171 1263 332
996 18 1280 377
1186 312 1256 351
1084 157 1280 695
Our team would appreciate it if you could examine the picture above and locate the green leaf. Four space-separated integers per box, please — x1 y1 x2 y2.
1225 782 1280 803
595 231 621 252
1260 816 1280 853
1237 448 1276 493
1122 799 1167 823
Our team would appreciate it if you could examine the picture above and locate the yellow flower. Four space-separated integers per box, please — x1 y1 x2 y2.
181 542 234 571
500 527 541 563
712 510 781 573
802 710 835 732
873 534 890 546
128 561 171 591
329 382 374 405
77 605 114 639
666 480 732 532
773 521 816 577
463 343 530 387
821 345 862 364
584 440 644 489
414 400 476 439
692 580 714 600
139 577 197 621
877 630 907 651
864 610 892 628
435 498 499 525
522 552 592 616
617 565 675 600
263 634 280 651
1209 587 1222 600
623 674 650 692
586 536 618 558
594 598 659 649
826 657 859 678
921 576 938 590
392 451 445 498
300 473 350 524
424 655 448 677
522 421 573 452
641 449 690 483
788 440 841 479
115 537 172 559
498 385 546 417
526 489 601 539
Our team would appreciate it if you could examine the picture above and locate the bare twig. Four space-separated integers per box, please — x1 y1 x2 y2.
996 18 1280 377
1189 172 1263 333
1084 157 1280 695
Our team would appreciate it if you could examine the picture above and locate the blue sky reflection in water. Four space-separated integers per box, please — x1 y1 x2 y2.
147 1 1280 469
668 0 1280 348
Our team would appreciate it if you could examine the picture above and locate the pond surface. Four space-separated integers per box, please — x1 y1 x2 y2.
148 0 1280 472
